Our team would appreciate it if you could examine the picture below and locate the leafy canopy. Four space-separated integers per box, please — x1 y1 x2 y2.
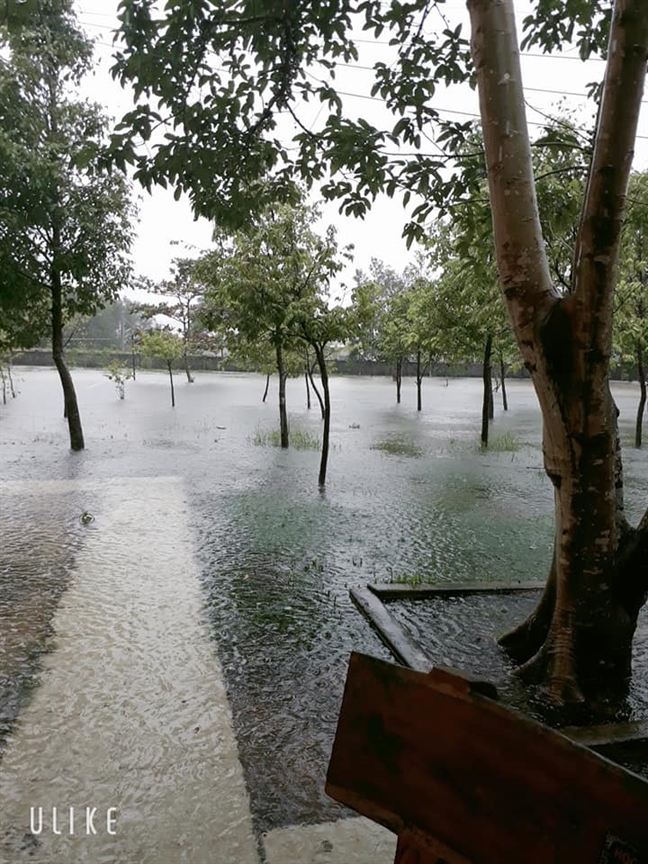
0 0 134 350
110 0 612 245
140 328 184 364
197 200 352 361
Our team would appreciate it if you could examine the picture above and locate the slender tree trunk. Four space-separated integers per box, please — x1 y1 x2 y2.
395 357 402 404
305 368 311 409
480 333 492 447
167 362 175 407
499 351 508 411
469 0 648 705
276 340 289 448
184 351 194 383
51 271 84 451
636 341 646 448
46 60 83 450
1 368 6 405
416 350 422 412
262 372 270 403
131 340 137 380
307 362 325 419
315 344 331 488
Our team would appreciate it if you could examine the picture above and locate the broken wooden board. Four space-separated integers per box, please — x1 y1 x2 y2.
326 653 648 864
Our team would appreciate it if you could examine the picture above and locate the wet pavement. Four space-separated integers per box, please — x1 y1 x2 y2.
0 367 646 861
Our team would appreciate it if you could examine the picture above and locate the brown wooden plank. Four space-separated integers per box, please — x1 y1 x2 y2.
350 586 432 672
326 652 648 864
369 581 544 599
561 720 648 748
395 827 473 864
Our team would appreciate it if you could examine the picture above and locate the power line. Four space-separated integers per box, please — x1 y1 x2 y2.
320 88 648 140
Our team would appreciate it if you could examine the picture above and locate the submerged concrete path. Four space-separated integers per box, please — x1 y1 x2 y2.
0 477 394 864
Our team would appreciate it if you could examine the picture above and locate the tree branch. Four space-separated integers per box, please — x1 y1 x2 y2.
572 0 648 332
467 0 557 354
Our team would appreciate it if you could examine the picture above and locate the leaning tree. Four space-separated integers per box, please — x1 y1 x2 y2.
111 0 647 706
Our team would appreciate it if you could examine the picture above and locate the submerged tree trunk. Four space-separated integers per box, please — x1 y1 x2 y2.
51 270 84 451
305 368 311 409
480 333 493 446
262 372 270 403
395 357 402 404
314 344 331 488
499 350 508 411
167 362 176 407
636 341 646 448
468 0 648 705
416 350 422 412
276 340 289 448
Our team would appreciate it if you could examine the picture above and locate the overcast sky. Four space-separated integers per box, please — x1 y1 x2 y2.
74 0 648 295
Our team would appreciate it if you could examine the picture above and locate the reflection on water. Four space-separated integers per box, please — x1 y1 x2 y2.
0 369 646 836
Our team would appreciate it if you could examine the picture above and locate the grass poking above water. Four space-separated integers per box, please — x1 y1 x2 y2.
252 426 321 450
371 436 423 458
478 432 521 453
388 572 425 586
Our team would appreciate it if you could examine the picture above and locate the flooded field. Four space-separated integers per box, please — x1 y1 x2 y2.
0 367 646 861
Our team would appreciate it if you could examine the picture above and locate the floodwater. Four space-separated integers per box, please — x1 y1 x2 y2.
0 367 646 860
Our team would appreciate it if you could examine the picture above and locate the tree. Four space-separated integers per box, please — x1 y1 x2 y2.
615 171 648 448
422 215 517 445
136 258 207 383
351 262 412 404
113 0 648 706
198 202 350 460
290 301 351 486
468 0 648 705
140 329 183 407
104 360 132 400
402 260 440 413
0 0 133 450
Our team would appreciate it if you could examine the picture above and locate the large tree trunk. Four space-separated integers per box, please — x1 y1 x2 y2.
480 333 492 447
276 340 289 448
468 0 648 705
314 344 331 488
51 270 84 451
395 357 402 404
636 340 646 448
